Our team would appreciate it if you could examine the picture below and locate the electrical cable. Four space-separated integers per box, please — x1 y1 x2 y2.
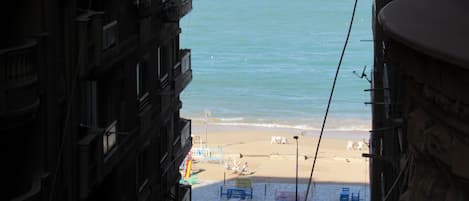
49 32 85 201
383 156 410 201
304 0 359 200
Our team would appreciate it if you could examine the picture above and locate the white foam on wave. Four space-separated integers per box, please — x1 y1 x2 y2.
218 117 244 122
212 122 319 130
187 116 371 132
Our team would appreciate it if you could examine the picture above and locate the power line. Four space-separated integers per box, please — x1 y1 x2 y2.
304 0 359 200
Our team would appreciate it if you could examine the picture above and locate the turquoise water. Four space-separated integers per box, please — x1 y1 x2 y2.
180 0 373 131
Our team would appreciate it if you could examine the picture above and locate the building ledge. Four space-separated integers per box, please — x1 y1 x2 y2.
379 0 469 68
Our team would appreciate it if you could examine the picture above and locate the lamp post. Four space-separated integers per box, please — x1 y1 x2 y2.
204 110 211 148
293 135 299 201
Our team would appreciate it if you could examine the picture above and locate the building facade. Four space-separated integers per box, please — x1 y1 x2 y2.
370 1 469 201
1 0 193 201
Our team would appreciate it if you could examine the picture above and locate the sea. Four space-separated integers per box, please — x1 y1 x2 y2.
180 0 373 132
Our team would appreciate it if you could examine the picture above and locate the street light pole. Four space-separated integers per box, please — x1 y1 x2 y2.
293 135 299 201
204 110 211 148
204 120 207 148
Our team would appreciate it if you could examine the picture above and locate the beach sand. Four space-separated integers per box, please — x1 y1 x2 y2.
185 124 370 200
188 124 369 183
186 123 369 201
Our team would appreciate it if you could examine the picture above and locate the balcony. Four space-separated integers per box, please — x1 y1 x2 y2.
0 38 40 123
134 0 153 17
162 0 193 22
78 121 121 199
180 118 191 149
78 129 103 199
76 11 138 77
180 0 193 18
173 118 192 167
178 184 191 201
76 11 103 75
173 49 192 95
103 121 117 156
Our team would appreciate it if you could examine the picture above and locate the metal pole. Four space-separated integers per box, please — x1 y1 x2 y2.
205 121 207 148
294 136 299 201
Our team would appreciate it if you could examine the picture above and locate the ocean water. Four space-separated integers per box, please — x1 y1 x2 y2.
180 0 373 131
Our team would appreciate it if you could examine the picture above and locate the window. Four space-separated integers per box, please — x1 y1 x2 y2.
80 81 97 128
136 62 144 97
97 74 121 127
172 36 179 65
157 47 161 79
103 121 117 155
157 46 169 82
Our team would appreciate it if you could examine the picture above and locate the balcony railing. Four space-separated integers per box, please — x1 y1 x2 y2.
77 11 135 76
172 118 191 168
78 130 103 199
162 0 193 22
0 38 38 84
134 0 152 17
181 49 191 74
180 118 191 148
0 38 40 120
179 184 192 201
174 49 192 95
76 11 103 72
103 121 117 155
138 92 152 114
134 0 152 9
180 0 193 18
78 120 122 199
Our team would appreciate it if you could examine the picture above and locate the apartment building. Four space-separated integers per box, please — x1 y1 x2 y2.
1 0 193 200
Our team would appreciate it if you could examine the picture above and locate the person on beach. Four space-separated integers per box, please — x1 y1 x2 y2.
347 141 354 150
357 141 364 150
231 159 240 173
241 162 248 173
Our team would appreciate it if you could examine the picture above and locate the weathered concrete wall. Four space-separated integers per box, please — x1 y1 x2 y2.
387 41 469 201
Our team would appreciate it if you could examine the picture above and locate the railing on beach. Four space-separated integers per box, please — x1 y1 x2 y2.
190 147 223 162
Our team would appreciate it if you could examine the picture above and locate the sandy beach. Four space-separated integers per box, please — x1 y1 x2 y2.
185 123 370 200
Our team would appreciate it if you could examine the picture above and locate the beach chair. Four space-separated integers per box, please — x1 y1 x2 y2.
220 186 228 199
340 187 350 201
351 192 360 201
220 185 252 200
280 136 287 144
274 190 305 201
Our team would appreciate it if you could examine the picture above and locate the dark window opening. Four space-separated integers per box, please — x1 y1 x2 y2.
136 62 145 98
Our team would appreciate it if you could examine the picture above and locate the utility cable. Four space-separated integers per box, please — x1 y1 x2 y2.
49 35 85 201
383 156 410 201
304 0 359 200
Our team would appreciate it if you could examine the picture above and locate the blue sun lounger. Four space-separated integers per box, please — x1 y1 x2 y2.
351 191 360 201
340 187 350 201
